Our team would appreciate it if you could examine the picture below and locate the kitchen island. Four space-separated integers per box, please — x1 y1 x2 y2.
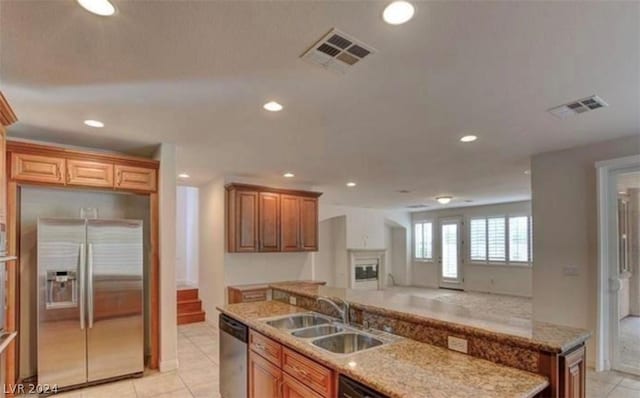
266 283 591 397
218 300 549 398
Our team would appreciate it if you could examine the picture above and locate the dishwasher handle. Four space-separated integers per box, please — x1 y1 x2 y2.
219 313 248 342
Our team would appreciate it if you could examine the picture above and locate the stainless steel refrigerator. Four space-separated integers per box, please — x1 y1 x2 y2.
37 218 144 388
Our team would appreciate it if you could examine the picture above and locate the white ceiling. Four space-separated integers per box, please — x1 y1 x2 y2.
1 1 638 209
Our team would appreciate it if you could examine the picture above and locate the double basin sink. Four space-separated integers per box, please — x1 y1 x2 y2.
262 313 386 355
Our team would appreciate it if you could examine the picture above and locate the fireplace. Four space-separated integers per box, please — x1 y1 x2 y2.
349 250 386 290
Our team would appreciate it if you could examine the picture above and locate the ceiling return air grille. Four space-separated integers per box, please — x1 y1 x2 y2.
548 95 609 118
301 28 376 74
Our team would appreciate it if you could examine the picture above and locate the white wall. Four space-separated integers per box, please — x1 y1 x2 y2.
410 201 533 297
176 186 199 286
531 135 640 365
154 143 178 372
319 205 411 285
198 178 226 317
18 187 150 379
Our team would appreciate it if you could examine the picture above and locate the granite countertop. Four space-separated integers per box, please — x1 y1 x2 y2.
270 283 591 354
218 301 548 398
227 280 324 292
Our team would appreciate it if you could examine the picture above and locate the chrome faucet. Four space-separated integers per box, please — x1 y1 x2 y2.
316 296 350 325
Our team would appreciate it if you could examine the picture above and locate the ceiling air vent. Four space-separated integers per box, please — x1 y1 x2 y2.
548 95 608 119
407 204 429 209
301 29 376 74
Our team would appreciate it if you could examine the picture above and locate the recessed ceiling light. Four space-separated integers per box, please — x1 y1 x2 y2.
346 182 357 187
283 172 295 178
383 1 415 25
263 101 283 112
619 191 626 195
460 135 478 143
178 173 190 179
436 196 453 204
84 119 104 128
77 0 116 16
524 170 531 175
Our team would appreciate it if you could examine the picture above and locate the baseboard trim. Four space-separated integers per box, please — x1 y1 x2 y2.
159 358 179 372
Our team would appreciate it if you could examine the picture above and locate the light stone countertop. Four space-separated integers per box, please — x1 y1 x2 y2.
270 283 591 353
218 300 549 398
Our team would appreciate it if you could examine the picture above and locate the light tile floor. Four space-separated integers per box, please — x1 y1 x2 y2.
51 321 221 398
619 316 640 371
587 368 640 398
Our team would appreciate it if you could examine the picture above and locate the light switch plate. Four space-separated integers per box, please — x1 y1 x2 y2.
289 296 297 305
448 336 468 354
563 266 579 276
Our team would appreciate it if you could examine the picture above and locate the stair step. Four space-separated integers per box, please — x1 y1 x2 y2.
178 299 202 314
178 311 205 325
177 288 199 301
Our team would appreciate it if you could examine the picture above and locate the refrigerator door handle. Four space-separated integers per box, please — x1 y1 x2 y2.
88 243 94 329
79 243 85 330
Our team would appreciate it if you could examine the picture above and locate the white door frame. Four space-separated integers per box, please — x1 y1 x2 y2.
596 154 640 372
438 217 463 289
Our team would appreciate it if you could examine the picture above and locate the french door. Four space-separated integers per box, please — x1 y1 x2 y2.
439 218 463 289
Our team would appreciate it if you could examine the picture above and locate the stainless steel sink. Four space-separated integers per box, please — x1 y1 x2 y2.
291 325 344 338
312 333 384 354
265 314 332 330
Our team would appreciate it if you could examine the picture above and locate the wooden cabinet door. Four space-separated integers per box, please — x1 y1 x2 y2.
562 346 585 398
0 127 6 224
230 190 259 252
300 197 318 251
10 153 65 184
259 192 280 252
249 351 282 398
66 159 114 188
114 165 157 192
280 195 301 251
282 374 323 398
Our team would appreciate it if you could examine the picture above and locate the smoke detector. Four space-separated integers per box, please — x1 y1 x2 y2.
548 95 608 119
301 29 376 74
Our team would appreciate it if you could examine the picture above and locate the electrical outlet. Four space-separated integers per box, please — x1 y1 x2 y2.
289 296 297 305
447 336 468 354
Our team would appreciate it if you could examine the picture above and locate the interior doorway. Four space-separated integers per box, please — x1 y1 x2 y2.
613 170 640 375
596 155 640 375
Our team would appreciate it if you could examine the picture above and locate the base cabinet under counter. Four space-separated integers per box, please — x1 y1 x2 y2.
248 329 334 398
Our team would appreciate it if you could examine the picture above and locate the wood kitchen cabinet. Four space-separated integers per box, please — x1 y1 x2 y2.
226 184 321 253
10 153 65 185
282 373 323 398
249 351 282 398
228 189 259 252
7 142 158 194
66 159 114 188
259 192 280 251
248 330 335 398
560 346 585 398
114 164 157 192
300 197 318 250
280 195 301 251
0 127 6 224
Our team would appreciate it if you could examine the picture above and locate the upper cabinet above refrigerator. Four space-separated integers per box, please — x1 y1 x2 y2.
226 183 322 253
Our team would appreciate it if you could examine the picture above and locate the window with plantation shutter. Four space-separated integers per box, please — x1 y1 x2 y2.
487 217 506 261
470 218 487 261
509 216 529 262
414 221 432 260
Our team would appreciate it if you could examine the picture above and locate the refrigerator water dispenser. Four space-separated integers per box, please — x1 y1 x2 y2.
46 270 78 309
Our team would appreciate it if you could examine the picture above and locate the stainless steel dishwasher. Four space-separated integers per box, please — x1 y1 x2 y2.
219 313 248 398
